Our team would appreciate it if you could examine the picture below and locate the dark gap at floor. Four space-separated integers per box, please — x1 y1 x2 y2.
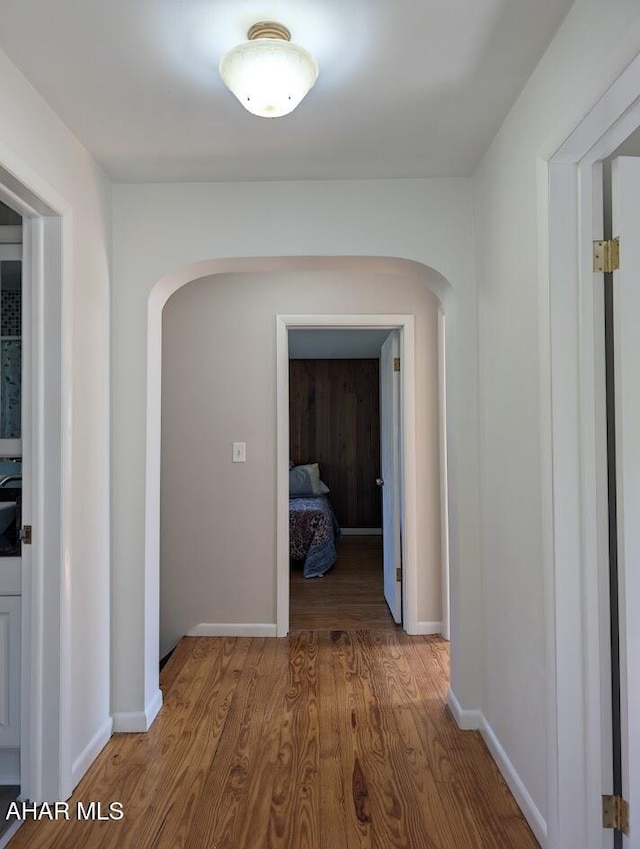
159 646 175 671
0 785 20 840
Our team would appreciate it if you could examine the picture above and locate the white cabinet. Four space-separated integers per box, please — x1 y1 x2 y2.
0 596 20 748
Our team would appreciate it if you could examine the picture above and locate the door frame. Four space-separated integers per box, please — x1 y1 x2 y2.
438 309 450 641
380 328 402 625
544 51 640 849
0 155 70 804
275 314 418 636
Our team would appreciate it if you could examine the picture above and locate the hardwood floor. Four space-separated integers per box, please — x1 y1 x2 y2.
9 632 539 849
290 535 397 630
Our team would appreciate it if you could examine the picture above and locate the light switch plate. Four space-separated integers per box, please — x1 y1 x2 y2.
232 442 246 463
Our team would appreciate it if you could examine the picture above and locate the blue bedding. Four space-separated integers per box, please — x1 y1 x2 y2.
289 495 341 578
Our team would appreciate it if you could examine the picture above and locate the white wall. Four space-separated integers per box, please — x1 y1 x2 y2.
473 0 640 831
160 270 441 656
0 47 111 787
111 178 483 723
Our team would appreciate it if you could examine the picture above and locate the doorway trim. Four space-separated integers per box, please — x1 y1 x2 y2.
544 50 640 849
0 153 70 804
275 314 418 636
438 309 450 641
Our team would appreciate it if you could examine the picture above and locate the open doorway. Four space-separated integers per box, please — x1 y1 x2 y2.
0 162 68 813
0 200 22 841
275 312 444 638
287 328 398 631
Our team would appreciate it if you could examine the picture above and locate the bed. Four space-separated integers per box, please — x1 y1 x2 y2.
289 494 341 578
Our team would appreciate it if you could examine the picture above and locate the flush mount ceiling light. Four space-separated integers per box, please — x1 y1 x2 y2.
219 21 319 118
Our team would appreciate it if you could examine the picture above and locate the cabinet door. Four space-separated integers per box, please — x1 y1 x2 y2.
0 596 20 748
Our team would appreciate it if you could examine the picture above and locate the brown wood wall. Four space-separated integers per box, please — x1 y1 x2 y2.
289 359 381 528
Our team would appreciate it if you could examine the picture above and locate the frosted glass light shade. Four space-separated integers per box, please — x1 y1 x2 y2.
219 36 319 118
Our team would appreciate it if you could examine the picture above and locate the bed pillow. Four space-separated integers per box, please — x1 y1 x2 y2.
289 463 330 496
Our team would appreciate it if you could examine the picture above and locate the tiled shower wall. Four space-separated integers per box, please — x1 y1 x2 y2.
1 290 20 337
0 288 21 438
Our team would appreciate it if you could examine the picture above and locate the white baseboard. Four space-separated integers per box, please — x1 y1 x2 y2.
480 717 547 848
340 528 382 536
446 688 482 730
112 688 163 733
446 689 547 846
145 688 163 728
0 748 19 785
417 621 442 635
71 716 113 787
187 623 277 638
112 711 147 733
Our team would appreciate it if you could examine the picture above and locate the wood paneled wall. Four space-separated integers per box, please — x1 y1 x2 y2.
289 359 381 528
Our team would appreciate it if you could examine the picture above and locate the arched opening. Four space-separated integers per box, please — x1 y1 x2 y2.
145 255 460 709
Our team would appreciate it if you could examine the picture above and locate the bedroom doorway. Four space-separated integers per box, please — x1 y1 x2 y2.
276 314 424 637
287 328 395 631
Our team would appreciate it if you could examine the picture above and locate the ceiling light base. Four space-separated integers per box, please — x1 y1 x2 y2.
248 22 291 42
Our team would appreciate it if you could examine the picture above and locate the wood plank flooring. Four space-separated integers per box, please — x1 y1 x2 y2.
8 632 539 849
290 535 396 630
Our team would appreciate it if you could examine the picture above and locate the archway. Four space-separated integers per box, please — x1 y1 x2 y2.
145 255 460 708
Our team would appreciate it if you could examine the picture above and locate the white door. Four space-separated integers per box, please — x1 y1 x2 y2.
611 156 640 846
0 225 23 788
379 330 402 624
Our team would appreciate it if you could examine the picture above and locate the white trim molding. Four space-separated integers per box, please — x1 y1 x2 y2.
276 313 420 638
447 689 547 847
187 623 278 638
111 712 146 734
438 309 451 642
446 688 482 731
480 718 548 848
71 717 113 786
112 689 163 733
417 621 443 636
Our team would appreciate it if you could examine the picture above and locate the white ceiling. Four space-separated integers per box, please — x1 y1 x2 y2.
0 0 573 183
289 329 390 359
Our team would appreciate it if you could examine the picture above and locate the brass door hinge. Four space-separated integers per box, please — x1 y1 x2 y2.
19 525 32 545
593 237 620 273
603 794 629 834
393 357 401 372
396 567 402 582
